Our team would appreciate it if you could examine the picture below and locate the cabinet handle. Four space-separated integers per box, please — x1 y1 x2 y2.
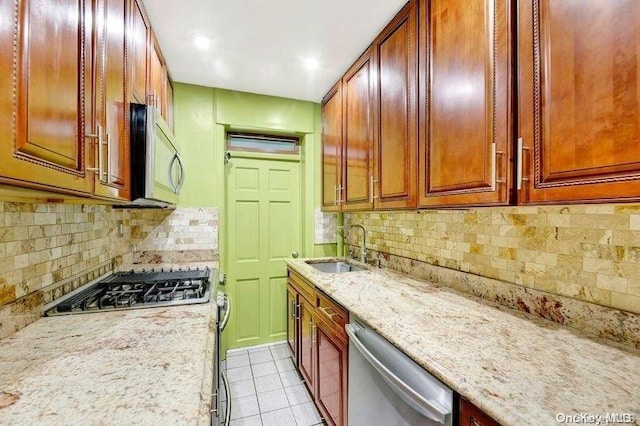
369 175 378 203
338 184 344 204
334 185 338 206
491 143 505 191
295 303 300 320
516 137 531 190
311 323 317 344
86 125 103 175
103 133 111 183
318 305 337 320
290 301 296 319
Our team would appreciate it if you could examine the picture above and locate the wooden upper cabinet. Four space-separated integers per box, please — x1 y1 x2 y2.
342 49 374 211
373 0 418 209
419 0 513 207
92 0 130 201
149 34 165 110
129 0 149 104
165 78 174 130
0 0 93 195
518 0 640 203
149 33 173 128
322 82 343 211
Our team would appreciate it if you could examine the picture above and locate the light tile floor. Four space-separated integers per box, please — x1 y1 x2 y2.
224 342 324 426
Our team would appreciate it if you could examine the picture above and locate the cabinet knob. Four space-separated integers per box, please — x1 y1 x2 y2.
291 251 299 259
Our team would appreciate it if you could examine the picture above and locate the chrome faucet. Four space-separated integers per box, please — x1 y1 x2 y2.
347 224 367 263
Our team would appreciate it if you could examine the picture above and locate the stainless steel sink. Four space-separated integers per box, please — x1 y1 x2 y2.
306 261 365 273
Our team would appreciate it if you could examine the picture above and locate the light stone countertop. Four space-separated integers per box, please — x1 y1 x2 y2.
286 258 640 426
0 265 217 426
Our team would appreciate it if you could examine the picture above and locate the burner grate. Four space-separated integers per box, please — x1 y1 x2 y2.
47 268 212 315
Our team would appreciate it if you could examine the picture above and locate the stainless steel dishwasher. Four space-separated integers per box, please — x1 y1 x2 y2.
346 317 453 426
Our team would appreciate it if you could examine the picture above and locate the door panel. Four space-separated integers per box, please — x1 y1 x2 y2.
286 284 298 363
518 0 640 203
374 0 418 209
236 278 260 341
0 0 92 194
227 156 301 349
93 0 129 200
321 82 342 211
269 277 287 337
316 319 347 426
299 298 315 392
419 0 512 207
342 50 374 210
236 200 260 261
129 0 149 104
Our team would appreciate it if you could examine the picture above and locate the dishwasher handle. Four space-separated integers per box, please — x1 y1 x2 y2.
345 323 451 425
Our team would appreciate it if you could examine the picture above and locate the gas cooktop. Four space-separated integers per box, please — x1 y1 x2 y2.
45 268 213 316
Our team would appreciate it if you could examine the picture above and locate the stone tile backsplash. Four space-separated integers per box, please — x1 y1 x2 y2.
0 202 219 339
345 204 640 315
314 208 337 244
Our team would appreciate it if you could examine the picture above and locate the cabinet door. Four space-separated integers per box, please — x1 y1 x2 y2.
315 317 348 426
342 49 374 211
0 0 93 195
321 82 342 211
287 284 298 365
92 0 130 200
419 0 512 207
298 297 315 394
165 76 174 131
129 0 149 104
459 397 499 426
518 0 640 203
373 0 418 209
149 34 165 112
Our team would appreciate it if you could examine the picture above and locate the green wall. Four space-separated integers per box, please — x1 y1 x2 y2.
173 83 336 258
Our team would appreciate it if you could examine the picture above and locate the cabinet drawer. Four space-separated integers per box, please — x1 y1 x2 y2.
316 290 348 342
288 270 315 303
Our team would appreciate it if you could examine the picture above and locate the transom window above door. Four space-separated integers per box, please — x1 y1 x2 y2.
227 132 299 154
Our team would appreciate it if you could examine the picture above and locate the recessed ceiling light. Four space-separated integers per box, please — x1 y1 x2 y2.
193 35 210 50
303 57 320 71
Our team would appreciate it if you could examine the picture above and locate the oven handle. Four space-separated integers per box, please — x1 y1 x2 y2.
221 369 231 426
220 294 231 332
345 323 451 424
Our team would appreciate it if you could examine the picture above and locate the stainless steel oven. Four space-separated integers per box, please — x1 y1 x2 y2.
212 287 231 426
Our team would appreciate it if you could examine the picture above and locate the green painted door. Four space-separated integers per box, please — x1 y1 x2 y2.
226 155 301 349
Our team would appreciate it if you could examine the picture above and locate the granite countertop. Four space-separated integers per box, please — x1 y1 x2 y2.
0 265 217 426
286 258 640 426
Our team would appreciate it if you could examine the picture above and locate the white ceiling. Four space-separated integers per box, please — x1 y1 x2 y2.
140 0 408 102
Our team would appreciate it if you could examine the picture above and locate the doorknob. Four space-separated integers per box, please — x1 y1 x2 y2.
291 251 299 258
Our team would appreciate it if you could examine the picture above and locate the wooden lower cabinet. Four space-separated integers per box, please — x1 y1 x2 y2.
287 268 349 426
286 285 298 363
315 315 348 426
298 296 315 392
458 397 499 426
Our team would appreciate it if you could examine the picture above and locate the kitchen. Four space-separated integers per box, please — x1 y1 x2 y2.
1 0 640 425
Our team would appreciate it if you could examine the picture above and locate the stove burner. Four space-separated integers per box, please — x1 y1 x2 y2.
47 268 212 315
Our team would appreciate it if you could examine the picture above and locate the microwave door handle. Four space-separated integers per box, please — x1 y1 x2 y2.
174 153 185 195
167 152 179 194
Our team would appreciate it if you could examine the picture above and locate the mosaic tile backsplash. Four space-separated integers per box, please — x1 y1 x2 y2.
0 202 219 339
345 205 640 315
